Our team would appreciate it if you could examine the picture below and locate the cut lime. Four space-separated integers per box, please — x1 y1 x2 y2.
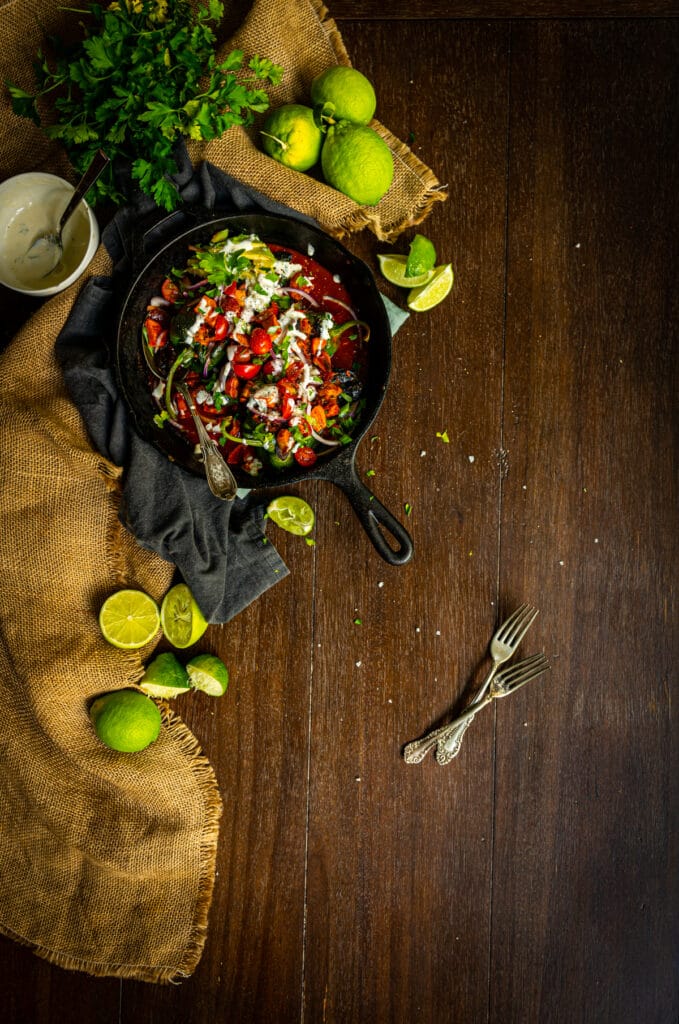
377 254 434 289
139 652 191 698
405 234 437 279
186 654 229 697
90 689 162 753
160 583 208 649
98 589 160 650
266 496 315 536
407 263 454 312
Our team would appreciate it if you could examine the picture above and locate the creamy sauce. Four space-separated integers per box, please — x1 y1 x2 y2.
0 184 90 290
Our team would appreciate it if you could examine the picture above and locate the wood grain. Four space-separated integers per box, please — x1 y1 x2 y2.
1 7 678 1024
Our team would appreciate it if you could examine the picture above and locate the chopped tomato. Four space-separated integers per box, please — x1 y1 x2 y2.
309 405 327 432
276 428 293 455
280 394 295 420
144 318 167 348
161 278 180 303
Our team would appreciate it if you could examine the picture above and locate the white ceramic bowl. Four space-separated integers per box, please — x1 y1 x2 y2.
0 171 100 297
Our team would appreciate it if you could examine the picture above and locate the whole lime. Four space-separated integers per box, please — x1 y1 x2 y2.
90 689 162 753
311 66 377 125
321 123 394 206
260 103 322 172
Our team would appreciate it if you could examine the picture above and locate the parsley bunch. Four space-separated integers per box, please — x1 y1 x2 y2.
7 0 283 210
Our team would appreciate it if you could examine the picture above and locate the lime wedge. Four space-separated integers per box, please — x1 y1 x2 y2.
407 264 454 312
98 589 160 650
405 234 436 279
160 583 208 649
377 254 434 288
139 652 191 698
266 496 315 536
186 653 229 697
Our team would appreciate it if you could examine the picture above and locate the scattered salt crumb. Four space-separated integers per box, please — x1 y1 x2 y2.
522 484 527 490
559 560 565 566
307 243 315 256
435 630 441 636
420 450 427 457
387 698 393 704
524 722 528 727
332 273 341 283
575 242 581 248
355 660 362 667
594 538 599 543
355 776 361 782
468 455 475 463
415 627 421 633
378 581 384 588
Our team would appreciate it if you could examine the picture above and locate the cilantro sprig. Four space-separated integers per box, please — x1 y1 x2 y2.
6 0 283 210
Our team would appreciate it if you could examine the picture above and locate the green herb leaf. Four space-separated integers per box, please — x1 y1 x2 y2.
6 0 282 211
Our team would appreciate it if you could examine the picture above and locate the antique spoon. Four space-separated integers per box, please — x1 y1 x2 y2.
143 341 238 501
25 149 109 275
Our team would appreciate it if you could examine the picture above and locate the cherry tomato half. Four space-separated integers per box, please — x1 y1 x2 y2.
250 327 272 355
233 362 261 380
213 314 228 341
293 447 317 468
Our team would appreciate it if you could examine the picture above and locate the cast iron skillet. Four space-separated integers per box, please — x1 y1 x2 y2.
115 210 413 566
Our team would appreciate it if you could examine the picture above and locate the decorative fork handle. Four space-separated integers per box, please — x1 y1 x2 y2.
435 665 500 761
402 664 500 764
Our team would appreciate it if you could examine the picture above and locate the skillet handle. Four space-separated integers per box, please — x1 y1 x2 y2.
332 465 414 566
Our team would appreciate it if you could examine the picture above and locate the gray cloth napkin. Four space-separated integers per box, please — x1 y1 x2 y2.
56 151 407 623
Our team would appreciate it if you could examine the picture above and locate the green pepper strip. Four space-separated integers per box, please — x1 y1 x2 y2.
326 319 370 356
221 430 265 448
165 349 193 419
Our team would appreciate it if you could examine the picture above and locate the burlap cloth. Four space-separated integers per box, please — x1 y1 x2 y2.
0 0 445 984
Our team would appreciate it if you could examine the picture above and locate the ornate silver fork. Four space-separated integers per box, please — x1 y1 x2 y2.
434 652 549 764
403 603 539 765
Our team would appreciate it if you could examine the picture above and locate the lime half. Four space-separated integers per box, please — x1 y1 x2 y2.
266 496 315 536
161 584 208 649
407 264 454 312
186 654 229 697
377 254 434 289
90 689 162 753
405 234 437 279
99 589 160 650
139 652 191 698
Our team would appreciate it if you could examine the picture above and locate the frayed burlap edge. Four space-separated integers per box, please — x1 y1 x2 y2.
0 248 223 985
0 707 222 984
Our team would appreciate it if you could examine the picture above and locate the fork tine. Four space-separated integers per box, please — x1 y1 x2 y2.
501 661 549 696
503 604 539 646
496 655 549 693
495 652 547 685
495 602 530 640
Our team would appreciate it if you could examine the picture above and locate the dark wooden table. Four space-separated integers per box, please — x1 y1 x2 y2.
3 2 678 1022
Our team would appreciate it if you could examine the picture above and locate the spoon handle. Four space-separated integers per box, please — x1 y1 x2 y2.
176 382 238 501
58 150 110 232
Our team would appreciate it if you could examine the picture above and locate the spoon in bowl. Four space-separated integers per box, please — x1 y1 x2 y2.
24 149 110 275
